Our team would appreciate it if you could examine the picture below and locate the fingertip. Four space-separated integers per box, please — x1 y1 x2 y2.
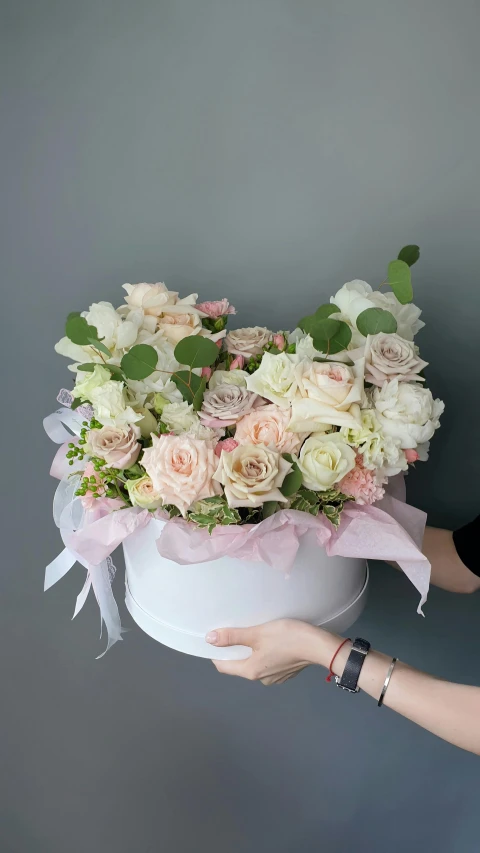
205 631 219 645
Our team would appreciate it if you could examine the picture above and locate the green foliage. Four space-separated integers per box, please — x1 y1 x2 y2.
188 496 241 534
77 363 125 380
356 307 397 336
70 397 82 410
397 244 420 267
171 371 206 408
121 344 158 380
280 455 303 497
174 335 219 369
387 259 413 305
65 313 99 346
262 501 279 519
298 308 351 355
88 337 111 357
298 304 340 333
290 487 351 528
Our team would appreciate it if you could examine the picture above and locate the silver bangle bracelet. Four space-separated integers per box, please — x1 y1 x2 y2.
378 657 397 707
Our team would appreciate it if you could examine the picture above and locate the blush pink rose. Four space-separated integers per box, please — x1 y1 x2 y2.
230 355 246 370
142 434 221 516
196 299 236 318
272 333 287 351
214 438 239 457
86 424 141 469
200 384 259 427
234 404 305 454
225 326 272 359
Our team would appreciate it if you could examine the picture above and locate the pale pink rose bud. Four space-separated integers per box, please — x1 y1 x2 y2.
215 438 239 457
273 333 286 351
202 367 213 380
230 355 245 370
196 299 236 318
404 448 420 464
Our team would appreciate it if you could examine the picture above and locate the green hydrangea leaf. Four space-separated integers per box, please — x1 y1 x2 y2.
387 259 413 305
121 344 158 380
356 307 397 336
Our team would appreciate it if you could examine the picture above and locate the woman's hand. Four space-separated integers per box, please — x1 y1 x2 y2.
206 619 333 685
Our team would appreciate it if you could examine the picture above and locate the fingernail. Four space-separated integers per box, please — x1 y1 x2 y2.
205 631 218 644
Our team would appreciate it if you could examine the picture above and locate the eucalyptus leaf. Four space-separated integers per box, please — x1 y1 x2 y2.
88 337 111 357
121 344 158 380
356 307 397 336
65 313 99 346
174 336 219 369
312 319 352 354
397 244 420 267
171 370 203 406
193 375 208 411
70 397 82 410
77 363 125 380
387 259 413 305
76 363 97 372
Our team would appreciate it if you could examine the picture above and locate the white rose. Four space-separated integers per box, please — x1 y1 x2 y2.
209 369 249 390
213 443 292 508
89 380 143 427
245 352 299 409
74 365 111 401
371 379 444 449
161 402 199 434
126 475 164 509
331 281 425 343
297 433 356 491
289 358 364 431
122 282 178 316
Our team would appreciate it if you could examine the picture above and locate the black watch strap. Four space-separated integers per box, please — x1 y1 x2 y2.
335 637 370 693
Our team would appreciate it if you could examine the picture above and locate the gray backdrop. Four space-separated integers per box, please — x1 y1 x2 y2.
1 1 479 851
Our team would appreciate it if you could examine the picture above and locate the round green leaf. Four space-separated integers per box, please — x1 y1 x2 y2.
65 313 99 345
77 363 97 372
311 319 352 354
121 344 158 380
397 244 420 267
356 307 397 337
387 259 413 305
298 304 340 333
174 335 219 369
171 370 204 406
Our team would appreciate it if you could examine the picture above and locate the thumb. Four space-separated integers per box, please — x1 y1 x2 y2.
205 627 254 648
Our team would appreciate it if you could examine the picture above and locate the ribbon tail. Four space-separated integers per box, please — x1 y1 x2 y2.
45 548 77 591
72 574 92 619
89 560 124 658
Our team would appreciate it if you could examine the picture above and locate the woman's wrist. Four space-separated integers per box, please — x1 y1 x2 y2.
298 625 350 671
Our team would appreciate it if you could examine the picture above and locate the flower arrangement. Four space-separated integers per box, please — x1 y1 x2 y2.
53 245 443 535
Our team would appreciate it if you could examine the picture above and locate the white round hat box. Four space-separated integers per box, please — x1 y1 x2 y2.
124 518 369 660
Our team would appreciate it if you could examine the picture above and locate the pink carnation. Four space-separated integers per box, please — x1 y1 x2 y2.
196 299 236 319
214 438 239 457
339 455 385 506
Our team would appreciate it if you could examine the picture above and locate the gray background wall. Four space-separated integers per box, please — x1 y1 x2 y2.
1 1 479 851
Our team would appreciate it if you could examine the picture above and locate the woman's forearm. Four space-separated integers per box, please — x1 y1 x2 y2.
308 629 480 755
422 527 480 594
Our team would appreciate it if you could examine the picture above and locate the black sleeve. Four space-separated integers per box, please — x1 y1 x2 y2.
452 516 480 578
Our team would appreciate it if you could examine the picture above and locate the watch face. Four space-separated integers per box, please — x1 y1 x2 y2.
353 637 370 653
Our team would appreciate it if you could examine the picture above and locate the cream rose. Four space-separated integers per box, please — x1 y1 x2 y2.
208 369 249 390
289 358 364 432
122 282 178 316
214 443 291 508
161 401 200 434
156 295 203 345
234 404 305 454
245 352 298 408
225 326 272 359
142 434 220 516
364 333 427 386
297 433 356 491
86 424 141 468
74 365 111 401
126 475 163 509
371 379 444 449
200 384 259 427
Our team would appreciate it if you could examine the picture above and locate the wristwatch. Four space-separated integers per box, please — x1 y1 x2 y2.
335 637 371 693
